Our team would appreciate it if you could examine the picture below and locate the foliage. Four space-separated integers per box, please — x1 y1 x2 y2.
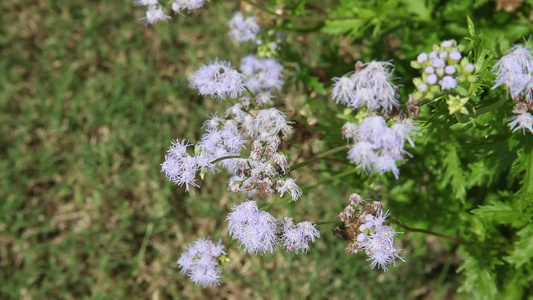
2 0 533 299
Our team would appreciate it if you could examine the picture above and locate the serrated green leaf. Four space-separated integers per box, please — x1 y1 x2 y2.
506 224 533 268
467 16 476 37
457 253 498 299
510 146 533 201
471 202 520 225
442 144 466 200
307 76 327 95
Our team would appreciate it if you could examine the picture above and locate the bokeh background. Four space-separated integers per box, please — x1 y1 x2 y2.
0 0 490 299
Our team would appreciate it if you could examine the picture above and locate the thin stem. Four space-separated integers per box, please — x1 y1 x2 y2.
261 195 291 211
210 155 248 164
289 145 349 173
306 169 358 189
454 111 470 124
390 219 471 246
315 220 342 226
260 169 358 211
472 96 507 116
244 86 255 99
242 0 360 22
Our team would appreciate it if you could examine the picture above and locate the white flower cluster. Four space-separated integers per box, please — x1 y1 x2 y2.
134 0 208 25
227 200 320 255
228 12 261 43
332 61 399 113
163 58 298 194
338 194 404 271
177 237 225 288
161 121 246 191
240 55 285 93
493 44 533 134
229 133 302 200
189 59 246 100
411 40 476 101
343 116 417 179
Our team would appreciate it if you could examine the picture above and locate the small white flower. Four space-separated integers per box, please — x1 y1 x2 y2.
440 75 457 90
449 51 462 61
508 112 533 134
276 178 303 201
142 5 171 24
417 52 428 63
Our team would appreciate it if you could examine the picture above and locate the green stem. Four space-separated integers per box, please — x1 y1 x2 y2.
260 168 358 211
210 155 248 164
454 111 470 124
472 96 507 116
315 220 342 226
306 169 358 189
289 145 349 173
390 219 471 246
244 86 255 99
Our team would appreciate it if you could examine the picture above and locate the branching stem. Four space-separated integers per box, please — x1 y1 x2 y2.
289 145 350 173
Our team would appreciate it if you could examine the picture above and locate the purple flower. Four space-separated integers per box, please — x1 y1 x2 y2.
177 237 226 288
332 61 399 113
493 44 533 101
240 55 284 93
198 123 247 171
226 200 280 255
440 75 457 90
172 0 207 12
189 59 245 100
228 12 260 43
141 5 171 25
357 211 404 271
345 115 417 179
508 112 533 134
275 178 302 201
281 218 321 254
161 140 200 191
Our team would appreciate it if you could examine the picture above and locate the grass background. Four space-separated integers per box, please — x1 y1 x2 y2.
1 0 462 299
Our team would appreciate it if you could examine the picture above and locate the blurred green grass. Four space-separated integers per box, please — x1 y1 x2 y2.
0 0 460 299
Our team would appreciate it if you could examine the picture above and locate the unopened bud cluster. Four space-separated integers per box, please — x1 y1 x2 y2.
411 40 476 106
335 194 403 271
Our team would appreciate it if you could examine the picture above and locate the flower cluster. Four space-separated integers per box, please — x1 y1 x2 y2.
161 120 246 191
134 0 207 24
177 237 226 288
228 12 261 43
335 194 403 271
332 61 400 113
508 102 533 134
493 44 533 134
227 200 320 255
411 40 476 109
228 134 302 200
343 115 417 179
240 55 284 93
189 59 246 100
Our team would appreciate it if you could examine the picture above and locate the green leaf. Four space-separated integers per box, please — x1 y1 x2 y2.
513 147 533 201
442 144 466 200
506 224 533 268
467 15 476 37
471 202 520 225
457 253 498 299
308 76 327 95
